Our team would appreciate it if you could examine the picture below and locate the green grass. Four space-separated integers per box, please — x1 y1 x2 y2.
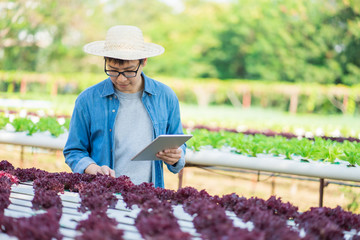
180 103 360 137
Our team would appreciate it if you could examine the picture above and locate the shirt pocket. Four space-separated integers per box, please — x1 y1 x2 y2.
153 121 168 137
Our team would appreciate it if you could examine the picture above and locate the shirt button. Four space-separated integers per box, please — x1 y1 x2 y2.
109 129 112 132
112 109 115 112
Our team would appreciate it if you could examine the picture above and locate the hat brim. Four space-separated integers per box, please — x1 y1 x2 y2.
83 41 165 60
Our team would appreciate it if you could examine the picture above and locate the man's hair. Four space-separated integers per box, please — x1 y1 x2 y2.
104 57 144 65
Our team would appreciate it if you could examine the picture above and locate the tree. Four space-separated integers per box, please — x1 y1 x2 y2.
0 0 105 72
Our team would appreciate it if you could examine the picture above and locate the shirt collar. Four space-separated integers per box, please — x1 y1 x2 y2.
142 72 157 96
101 72 157 97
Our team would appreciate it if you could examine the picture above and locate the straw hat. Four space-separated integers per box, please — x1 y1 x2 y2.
83 25 164 60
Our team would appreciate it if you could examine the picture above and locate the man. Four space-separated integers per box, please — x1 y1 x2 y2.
63 25 186 188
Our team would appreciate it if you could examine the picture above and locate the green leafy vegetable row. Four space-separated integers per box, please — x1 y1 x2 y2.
185 129 360 167
0 115 70 137
2 113 360 166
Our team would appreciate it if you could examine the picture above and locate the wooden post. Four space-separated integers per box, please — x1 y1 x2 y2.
51 82 58 96
289 94 298 115
243 91 251 109
20 78 27 95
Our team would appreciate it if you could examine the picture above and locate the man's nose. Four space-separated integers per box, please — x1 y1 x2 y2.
116 74 128 81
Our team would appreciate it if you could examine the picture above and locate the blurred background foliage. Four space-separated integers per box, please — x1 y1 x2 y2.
1 0 360 211
1 0 360 85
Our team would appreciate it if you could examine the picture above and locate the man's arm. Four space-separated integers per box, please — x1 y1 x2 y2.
161 95 186 173
63 98 95 173
64 97 116 177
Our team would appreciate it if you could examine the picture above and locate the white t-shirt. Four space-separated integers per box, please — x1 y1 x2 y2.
113 89 153 185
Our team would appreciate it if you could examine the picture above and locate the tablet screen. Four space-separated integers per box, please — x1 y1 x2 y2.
130 134 192 161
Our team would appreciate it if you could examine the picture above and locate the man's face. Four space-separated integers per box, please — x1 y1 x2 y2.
105 59 147 93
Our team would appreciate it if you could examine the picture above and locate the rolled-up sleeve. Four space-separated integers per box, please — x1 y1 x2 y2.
167 147 186 173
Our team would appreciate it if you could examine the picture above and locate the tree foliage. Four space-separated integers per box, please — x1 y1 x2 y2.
0 0 359 85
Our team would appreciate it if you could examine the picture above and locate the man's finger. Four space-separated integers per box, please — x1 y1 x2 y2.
162 150 181 158
109 169 116 178
100 166 116 177
163 148 182 154
158 154 179 165
164 153 179 160
101 166 110 175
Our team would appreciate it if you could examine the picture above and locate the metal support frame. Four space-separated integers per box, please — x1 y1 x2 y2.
319 178 325 207
319 178 330 207
178 169 184 189
179 165 360 207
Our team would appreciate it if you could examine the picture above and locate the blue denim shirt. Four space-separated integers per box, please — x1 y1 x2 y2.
63 73 186 188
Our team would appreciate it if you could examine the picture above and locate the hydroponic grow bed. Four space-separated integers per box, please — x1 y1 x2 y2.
1 130 360 182
1 163 360 240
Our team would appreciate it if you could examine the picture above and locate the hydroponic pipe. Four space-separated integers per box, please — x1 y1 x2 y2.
0 131 66 150
185 149 360 182
1 131 360 183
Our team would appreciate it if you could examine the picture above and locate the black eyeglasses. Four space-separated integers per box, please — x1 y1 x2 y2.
104 60 141 78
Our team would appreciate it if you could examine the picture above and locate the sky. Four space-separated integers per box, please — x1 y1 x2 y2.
159 0 232 13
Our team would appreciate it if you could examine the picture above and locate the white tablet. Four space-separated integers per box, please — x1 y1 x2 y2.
130 134 193 161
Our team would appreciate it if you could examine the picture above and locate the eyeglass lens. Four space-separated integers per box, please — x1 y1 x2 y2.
105 61 141 78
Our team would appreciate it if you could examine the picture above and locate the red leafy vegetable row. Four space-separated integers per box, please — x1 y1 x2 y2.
2 160 360 240
0 176 13 213
75 211 124 240
0 208 62 240
0 166 62 240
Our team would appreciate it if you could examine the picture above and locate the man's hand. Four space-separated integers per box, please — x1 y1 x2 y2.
156 148 182 166
85 164 115 177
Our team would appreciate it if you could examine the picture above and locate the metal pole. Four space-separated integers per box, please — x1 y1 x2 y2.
178 169 184 189
319 178 325 207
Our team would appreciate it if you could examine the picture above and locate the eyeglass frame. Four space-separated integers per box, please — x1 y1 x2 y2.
104 59 142 78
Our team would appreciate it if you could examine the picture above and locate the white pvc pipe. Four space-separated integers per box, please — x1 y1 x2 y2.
1 131 360 182
0 131 67 150
185 149 360 182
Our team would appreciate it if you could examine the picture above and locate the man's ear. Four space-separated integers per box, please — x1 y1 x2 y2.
142 58 148 67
